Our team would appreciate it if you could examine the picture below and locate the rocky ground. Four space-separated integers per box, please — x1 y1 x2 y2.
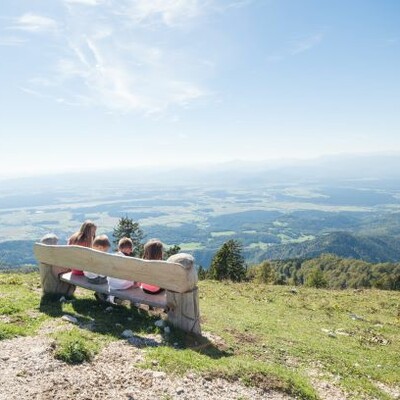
0 333 293 400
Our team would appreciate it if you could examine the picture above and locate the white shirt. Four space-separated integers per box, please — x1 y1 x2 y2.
107 251 134 290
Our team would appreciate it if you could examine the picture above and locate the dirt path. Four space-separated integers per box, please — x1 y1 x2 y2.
0 334 293 400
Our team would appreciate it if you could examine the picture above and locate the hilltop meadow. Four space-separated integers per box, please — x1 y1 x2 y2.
0 272 399 399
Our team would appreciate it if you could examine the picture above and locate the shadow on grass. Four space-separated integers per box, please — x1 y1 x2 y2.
39 293 65 317
40 294 231 360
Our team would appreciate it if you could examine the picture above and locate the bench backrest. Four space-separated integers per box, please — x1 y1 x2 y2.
34 243 197 293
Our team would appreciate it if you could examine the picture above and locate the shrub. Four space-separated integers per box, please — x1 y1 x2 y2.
53 329 98 364
247 261 275 283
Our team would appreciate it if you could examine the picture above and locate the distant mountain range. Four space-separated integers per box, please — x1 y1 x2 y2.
257 232 400 263
2 231 400 271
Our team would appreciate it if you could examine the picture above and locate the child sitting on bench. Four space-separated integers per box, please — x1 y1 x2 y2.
108 237 135 290
139 239 164 294
83 234 110 284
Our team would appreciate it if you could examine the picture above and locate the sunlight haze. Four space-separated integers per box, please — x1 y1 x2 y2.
1 0 399 178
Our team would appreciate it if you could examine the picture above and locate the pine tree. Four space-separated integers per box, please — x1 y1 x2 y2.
209 239 246 282
112 216 144 256
164 244 181 260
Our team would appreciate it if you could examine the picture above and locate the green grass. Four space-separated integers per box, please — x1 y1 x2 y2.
210 231 236 237
178 242 205 250
0 272 399 399
196 282 400 399
53 327 100 364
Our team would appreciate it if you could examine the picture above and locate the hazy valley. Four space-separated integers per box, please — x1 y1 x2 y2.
1 154 400 269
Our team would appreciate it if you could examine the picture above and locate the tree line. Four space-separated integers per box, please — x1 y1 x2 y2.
112 217 400 290
5 216 398 291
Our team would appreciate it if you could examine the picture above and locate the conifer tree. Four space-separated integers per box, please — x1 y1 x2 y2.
209 239 246 282
164 244 181 259
113 216 144 256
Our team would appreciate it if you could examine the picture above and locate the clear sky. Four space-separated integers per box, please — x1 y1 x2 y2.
1 0 399 178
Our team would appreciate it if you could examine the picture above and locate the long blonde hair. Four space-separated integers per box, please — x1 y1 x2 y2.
68 220 97 248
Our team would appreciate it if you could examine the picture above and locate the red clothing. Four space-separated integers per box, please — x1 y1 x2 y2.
68 234 91 275
71 269 84 275
140 282 162 294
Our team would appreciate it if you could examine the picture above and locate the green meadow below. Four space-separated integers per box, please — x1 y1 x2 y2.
0 272 399 400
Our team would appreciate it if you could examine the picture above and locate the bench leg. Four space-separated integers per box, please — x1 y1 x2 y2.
39 234 76 297
39 262 76 296
166 287 201 335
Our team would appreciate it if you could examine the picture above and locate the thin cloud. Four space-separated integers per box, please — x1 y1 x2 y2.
64 0 101 5
120 0 205 27
0 36 27 46
47 36 207 113
12 13 58 33
19 0 250 114
290 32 324 55
385 37 398 46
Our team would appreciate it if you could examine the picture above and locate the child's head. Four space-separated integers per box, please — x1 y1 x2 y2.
93 234 111 252
143 239 163 260
118 237 133 256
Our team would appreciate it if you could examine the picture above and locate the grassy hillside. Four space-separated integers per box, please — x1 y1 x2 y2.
0 272 399 399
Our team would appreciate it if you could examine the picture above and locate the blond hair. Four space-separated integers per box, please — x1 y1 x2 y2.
93 234 111 249
68 220 97 248
118 237 133 251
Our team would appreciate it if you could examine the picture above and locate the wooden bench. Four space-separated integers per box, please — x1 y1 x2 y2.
34 234 201 334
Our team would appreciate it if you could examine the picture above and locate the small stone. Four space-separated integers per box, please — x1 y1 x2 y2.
105 306 113 312
153 371 166 379
62 315 78 324
127 317 133 321
152 360 159 366
155 319 165 328
349 313 363 321
164 326 171 334
122 330 134 338
176 387 184 395
328 332 337 338
115 323 123 329
1 356 10 361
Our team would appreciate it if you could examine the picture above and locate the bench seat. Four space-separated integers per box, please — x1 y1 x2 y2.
60 272 167 309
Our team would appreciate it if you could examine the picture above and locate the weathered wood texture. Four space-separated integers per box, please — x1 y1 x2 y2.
34 243 197 293
35 238 201 334
38 235 76 296
166 253 201 334
167 287 201 335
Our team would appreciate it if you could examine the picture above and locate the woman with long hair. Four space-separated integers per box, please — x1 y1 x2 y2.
140 239 164 294
68 220 97 275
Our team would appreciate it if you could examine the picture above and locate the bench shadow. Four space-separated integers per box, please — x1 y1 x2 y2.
40 295 231 360
171 331 233 360
39 293 66 317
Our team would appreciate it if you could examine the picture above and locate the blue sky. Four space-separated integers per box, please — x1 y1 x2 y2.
1 0 399 178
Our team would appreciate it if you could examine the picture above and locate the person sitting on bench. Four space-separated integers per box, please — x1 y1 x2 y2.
108 237 135 290
83 234 110 284
68 220 97 276
139 239 164 295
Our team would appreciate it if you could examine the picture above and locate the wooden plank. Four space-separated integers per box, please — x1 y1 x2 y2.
34 244 197 293
167 287 201 335
60 272 167 309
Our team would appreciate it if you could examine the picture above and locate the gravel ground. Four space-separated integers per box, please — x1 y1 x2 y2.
0 335 294 400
